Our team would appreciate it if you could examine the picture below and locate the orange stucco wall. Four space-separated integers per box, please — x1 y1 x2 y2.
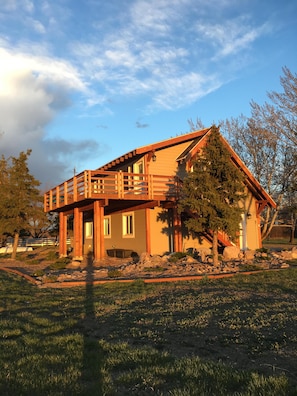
104 210 147 255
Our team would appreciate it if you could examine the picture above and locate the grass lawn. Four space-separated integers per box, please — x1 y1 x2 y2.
1 266 297 395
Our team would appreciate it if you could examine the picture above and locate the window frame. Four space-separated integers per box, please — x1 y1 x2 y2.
122 212 135 238
103 216 111 238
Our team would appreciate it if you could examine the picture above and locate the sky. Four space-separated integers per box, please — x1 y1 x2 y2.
0 0 296 189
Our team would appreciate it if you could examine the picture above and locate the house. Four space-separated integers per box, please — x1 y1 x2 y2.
44 127 276 261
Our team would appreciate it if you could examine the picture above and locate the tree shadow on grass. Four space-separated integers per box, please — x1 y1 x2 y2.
79 252 104 395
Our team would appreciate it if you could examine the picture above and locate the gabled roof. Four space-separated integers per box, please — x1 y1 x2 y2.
97 127 276 209
98 128 211 171
176 129 277 209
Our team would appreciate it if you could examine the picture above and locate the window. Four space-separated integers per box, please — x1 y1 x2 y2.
104 216 111 238
122 212 134 237
85 222 93 238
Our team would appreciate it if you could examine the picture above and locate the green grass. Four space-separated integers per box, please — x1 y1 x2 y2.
1 269 297 395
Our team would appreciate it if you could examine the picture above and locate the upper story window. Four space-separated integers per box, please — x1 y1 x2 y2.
122 212 134 238
133 160 144 175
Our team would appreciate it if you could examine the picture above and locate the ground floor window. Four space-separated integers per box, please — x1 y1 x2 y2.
122 212 134 237
104 216 111 238
85 222 93 238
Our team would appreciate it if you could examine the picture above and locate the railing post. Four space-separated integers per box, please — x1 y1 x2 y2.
148 174 153 199
49 190 53 211
84 171 89 198
118 171 123 198
64 181 68 205
56 186 60 208
73 176 77 202
44 193 47 212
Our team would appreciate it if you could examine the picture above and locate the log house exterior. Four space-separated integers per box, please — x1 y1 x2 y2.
44 128 276 261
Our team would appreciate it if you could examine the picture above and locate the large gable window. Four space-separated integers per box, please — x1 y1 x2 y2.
122 212 134 237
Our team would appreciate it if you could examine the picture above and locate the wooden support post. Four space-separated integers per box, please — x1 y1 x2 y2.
93 200 105 261
173 206 182 252
145 208 151 254
59 212 67 257
73 207 83 260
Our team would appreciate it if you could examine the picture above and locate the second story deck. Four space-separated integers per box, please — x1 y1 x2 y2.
44 170 180 212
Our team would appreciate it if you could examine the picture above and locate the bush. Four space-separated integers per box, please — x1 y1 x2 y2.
168 252 187 263
108 269 123 278
42 275 58 283
143 266 165 272
31 269 45 277
46 250 59 261
49 257 71 270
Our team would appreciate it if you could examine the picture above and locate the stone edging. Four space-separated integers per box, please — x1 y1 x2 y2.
0 266 284 289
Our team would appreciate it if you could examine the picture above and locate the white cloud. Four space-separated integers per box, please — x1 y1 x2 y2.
0 44 101 186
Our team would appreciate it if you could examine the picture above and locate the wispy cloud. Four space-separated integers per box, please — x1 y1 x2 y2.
195 16 272 59
0 0 277 184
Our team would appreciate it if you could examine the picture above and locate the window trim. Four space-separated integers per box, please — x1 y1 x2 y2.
104 216 111 238
122 212 135 238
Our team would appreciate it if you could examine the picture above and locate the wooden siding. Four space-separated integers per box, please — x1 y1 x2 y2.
148 141 191 176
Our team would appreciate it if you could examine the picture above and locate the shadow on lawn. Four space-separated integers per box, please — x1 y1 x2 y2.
80 252 104 395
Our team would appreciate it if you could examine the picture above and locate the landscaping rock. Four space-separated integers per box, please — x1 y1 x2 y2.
67 260 82 269
196 247 211 262
291 246 297 259
139 252 151 264
223 246 241 260
280 250 292 260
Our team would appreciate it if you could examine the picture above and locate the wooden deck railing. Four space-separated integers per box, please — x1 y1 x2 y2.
44 170 180 212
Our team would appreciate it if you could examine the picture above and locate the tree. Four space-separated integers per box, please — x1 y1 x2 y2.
0 150 42 259
178 126 245 266
265 67 297 146
222 67 297 239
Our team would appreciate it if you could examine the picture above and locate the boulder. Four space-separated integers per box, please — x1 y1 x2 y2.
150 255 164 267
196 248 211 262
280 263 290 269
186 255 198 264
244 250 255 261
139 252 151 264
66 260 81 269
280 250 292 260
223 246 241 260
291 246 297 259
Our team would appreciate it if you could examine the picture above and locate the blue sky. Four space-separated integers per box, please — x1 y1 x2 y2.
0 0 296 188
